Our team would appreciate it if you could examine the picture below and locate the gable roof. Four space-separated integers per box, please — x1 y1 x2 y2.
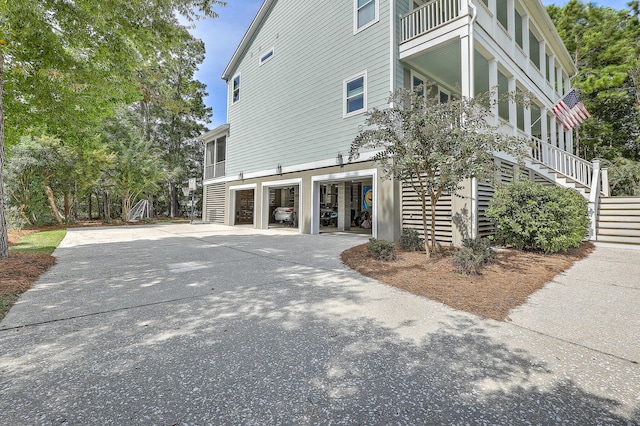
221 0 576 80
221 0 275 81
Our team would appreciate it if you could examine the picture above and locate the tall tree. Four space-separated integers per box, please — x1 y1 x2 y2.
350 87 526 257
0 0 226 258
547 0 640 160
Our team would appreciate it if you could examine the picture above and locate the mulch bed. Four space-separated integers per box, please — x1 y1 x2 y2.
341 242 594 321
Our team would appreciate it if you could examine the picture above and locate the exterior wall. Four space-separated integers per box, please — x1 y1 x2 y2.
202 0 577 244
225 0 392 177
213 161 401 241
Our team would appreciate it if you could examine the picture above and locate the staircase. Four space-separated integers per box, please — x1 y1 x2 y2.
596 197 640 246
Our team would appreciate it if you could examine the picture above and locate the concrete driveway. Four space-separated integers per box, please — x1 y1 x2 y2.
1 223 638 425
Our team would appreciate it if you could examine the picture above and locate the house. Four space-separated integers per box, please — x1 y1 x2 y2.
201 0 606 245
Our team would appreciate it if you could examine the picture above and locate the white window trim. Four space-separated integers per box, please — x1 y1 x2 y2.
353 0 379 34
343 70 368 118
231 73 241 105
410 69 427 92
259 47 274 66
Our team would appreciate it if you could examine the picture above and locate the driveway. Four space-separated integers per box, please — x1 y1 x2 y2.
1 223 638 424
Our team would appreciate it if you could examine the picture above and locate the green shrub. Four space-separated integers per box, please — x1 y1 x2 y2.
367 238 397 261
399 227 424 251
486 180 589 253
453 237 496 275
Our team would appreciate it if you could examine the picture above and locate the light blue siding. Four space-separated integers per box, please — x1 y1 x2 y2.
225 0 391 175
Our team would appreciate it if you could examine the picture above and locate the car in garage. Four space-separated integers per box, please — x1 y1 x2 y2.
273 206 295 223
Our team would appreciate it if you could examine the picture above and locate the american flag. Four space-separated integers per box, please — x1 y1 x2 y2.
552 88 591 130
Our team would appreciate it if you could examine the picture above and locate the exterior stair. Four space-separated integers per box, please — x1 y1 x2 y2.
597 197 640 247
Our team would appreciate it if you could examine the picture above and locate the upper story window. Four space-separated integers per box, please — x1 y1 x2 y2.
498 71 509 122
496 0 508 32
355 0 378 33
259 48 274 66
529 30 541 69
205 135 227 179
514 10 523 49
344 71 367 117
232 74 241 104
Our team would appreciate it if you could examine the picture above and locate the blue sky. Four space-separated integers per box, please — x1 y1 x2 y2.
190 0 633 129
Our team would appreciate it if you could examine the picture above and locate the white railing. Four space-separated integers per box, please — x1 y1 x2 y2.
400 0 464 43
530 137 593 188
204 160 226 180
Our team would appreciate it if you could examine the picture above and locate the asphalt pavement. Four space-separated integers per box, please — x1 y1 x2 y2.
1 223 638 425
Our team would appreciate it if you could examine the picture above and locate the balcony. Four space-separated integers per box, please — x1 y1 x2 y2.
205 161 226 180
400 0 466 44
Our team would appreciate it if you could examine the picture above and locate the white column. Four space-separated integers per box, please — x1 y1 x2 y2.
524 103 531 137
549 113 557 147
507 0 515 38
522 15 530 54
540 42 546 77
461 36 472 99
541 106 548 142
548 55 555 89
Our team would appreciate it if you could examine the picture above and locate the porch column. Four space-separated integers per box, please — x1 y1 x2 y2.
564 77 574 154
548 55 555 89
541 106 548 144
540 42 547 80
337 182 351 231
508 77 517 135
549 112 557 147
524 102 531 138
522 15 530 54
461 35 473 99
507 0 515 39
489 59 499 125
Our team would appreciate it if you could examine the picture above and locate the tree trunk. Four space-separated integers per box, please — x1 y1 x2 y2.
88 193 93 220
0 50 8 259
102 191 111 220
121 191 131 221
419 190 431 258
64 192 71 224
168 181 177 218
44 184 64 225
147 193 154 218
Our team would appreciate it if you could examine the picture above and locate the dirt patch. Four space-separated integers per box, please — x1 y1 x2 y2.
341 242 594 321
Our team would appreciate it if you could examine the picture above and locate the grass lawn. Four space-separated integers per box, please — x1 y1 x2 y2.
9 229 67 255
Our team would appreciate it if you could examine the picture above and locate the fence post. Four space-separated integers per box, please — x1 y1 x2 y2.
601 167 609 197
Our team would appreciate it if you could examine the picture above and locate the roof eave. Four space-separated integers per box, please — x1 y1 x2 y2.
221 0 275 81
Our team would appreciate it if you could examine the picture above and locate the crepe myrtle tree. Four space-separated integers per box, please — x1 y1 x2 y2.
349 86 527 257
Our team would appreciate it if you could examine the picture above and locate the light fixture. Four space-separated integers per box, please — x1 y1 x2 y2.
239 172 244 181
276 164 282 175
336 152 344 167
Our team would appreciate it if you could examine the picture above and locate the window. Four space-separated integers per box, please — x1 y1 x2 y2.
205 136 227 179
355 0 378 32
439 88 450 104
529 30 541 69
515 11 523 49
411 71 426 96
232 74 240 104
259 48 274 66
531 103 542 140
516 88 524 131
498 71 509 121
344 72 367 117
496 0 508 31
